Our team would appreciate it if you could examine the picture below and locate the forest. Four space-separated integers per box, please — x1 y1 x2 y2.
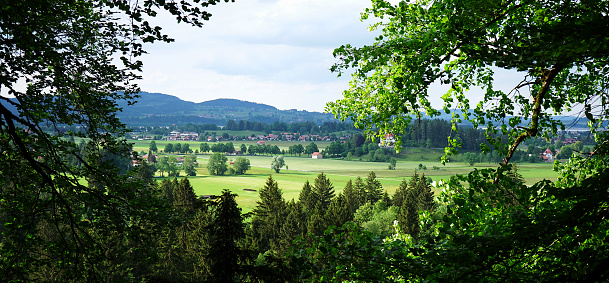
1 0 608 282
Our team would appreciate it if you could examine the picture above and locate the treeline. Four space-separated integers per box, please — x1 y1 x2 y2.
322 134 397 162
131 120 357 137
400 118 489 150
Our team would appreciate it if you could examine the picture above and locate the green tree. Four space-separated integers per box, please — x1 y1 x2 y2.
312 172 335 210
251 175 287 252
183 153 198 176
463 152 478 166
305 142 319 155
388 158 397 170
365 171 383 205
207 152 228 175
207 189 251 282
173 177 199 213
299 180 316 212
0 1 235 278
174 143 182 154
200 142 210 153
149 140 158 153
182 143 191 154
167 155 180 177
232 157 251 175
327 0 609 165
270 155 286 173
164 143 174 154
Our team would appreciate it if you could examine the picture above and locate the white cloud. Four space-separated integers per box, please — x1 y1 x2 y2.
137 0 376 112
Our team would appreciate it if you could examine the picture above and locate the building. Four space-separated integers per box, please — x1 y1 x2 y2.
312 152 323 159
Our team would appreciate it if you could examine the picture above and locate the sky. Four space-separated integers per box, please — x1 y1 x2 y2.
138 0 382 112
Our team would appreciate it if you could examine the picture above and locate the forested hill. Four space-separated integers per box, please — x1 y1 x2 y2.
116 92 337 126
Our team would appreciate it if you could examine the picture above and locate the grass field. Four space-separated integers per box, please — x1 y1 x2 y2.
152 154 559 213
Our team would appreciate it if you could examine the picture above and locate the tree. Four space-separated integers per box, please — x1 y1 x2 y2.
365 171 383 205
182 143 191 154
173 177 199 213
327 0 609 165
174 143 182 154
164 143 174 154
251 176 287 252
305 142 319 155
150 140 158 153
388 158 397 170
232 157 251 175
270 155 286 173
0 0 233 279
183 153 198 176
463 152 478 166
207 189 250 282
312 172 336 210
207 152 228 175
200 142 210 153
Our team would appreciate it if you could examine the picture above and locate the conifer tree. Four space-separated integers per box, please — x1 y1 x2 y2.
277 200 307 257
251 175 287 252
173 177 198 213
365 171 383 205
159 179 175 205
208 189 249 282
353 176 367 208
313 172 335 210
342 180 361 215
299 180 316 212
325 194 352 229
393 178 409 208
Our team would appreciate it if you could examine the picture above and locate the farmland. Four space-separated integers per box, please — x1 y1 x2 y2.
143 148 559 213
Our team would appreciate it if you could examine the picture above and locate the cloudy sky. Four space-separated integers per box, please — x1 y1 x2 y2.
138 0 381 112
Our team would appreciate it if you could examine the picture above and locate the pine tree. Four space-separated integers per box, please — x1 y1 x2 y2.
342 179 361 215
393 178 409 208
299 180 316 212
251 175 287 252
173 177 198 213
208 189 249 282
313 172 335 210
353 176 367 208
325 194 352 229
365 171 383 205
159 179 175 205
277 200 307 257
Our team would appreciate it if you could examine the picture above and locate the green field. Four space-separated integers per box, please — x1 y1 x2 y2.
152 154 559 213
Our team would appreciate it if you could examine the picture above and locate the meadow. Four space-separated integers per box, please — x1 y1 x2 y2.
149 152 559 213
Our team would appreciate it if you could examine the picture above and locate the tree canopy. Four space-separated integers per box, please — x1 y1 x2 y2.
327 0 609 163
0 0 233 279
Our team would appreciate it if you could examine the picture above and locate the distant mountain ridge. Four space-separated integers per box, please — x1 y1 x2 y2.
116 92 336 126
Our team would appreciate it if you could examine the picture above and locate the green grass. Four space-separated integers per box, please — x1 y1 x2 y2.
153 155 558 213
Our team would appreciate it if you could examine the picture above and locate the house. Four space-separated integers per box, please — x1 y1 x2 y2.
540 148 554 161
380 133 396 147
256 141 266 145
312 152 323 159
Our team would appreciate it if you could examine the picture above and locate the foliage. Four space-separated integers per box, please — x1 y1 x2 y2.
312 172 335 210
232 156 251 175
149 140 158 153
388 158 397 170
270 155 286 173
327 0 609 164
183 153 198 176
305 142 319 155
207 152 228 175
250 175 287 253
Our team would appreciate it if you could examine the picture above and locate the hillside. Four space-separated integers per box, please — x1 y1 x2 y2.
117 92 337 126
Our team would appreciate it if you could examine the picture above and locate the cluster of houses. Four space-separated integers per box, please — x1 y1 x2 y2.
167 131 199 141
